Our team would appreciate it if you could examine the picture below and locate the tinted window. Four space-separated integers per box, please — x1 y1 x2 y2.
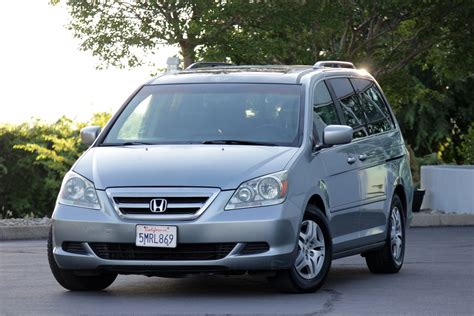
312 81 339 139
103 84 302 147
351 79 395 135
329 78 367 139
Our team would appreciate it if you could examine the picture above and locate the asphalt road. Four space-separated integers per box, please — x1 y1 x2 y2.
0 227 473 316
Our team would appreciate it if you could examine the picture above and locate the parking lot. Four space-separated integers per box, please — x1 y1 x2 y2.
1 227 473 315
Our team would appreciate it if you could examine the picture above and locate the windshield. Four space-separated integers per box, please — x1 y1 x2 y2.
102 83 303 147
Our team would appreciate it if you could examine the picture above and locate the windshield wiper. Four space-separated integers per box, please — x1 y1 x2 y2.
101 141 154 146
121 141 154 146
201 139 277 146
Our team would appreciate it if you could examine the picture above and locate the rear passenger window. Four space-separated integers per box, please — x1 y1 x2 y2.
329 78 367 139
312 81 340 141
351 79 395 135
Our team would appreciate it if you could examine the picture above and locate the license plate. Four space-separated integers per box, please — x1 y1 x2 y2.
135 225 177 248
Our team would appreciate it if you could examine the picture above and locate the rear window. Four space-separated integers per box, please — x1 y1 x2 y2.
351 79 395 135
329 78 368 139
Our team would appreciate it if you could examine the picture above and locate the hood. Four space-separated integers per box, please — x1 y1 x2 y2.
73 145 298 190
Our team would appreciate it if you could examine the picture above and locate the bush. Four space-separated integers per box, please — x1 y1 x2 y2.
0 113 110 219
460 123 474 164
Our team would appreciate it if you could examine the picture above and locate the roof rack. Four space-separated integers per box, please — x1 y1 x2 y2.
186 62 234 70
313 61 356 69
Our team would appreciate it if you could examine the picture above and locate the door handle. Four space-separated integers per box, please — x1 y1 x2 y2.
359 154 368 161
347 156 356 164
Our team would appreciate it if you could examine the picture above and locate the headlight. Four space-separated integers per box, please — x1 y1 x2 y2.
58 171 100 210
225 171 288 210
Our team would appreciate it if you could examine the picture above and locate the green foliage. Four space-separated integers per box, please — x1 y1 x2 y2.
460 123 474 164
0 113 111 218
51 0 230 67
199 1 474 160
53 0 474 162
54 0 469 78
406 145 420 187
383 71 474 160
13 117 85 175
2 1 472 217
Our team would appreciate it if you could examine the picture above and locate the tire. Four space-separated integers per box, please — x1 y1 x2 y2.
48 228 117 291
271 204 332 293
365 194 405 274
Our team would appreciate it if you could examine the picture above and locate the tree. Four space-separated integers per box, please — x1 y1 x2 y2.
53 0 473 161
51 0 240 68
55 1 471 75
200 0 471 77
200 0 474 159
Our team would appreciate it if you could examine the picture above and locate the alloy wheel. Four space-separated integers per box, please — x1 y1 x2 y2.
390 206 403 264
294 220 325 280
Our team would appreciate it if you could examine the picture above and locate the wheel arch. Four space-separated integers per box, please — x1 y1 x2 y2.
306 194 328 217
394 185 407 221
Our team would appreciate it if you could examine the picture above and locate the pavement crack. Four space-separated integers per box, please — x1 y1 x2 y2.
306 289 342 316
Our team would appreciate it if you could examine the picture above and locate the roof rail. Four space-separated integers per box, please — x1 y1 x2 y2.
186 62 234 70
313 61 355 69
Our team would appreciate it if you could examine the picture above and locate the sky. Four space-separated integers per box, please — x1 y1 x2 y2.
0 1 179 124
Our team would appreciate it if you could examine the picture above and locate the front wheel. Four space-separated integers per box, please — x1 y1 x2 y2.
271 204 332 293
365 194 405 273
48 229 117 291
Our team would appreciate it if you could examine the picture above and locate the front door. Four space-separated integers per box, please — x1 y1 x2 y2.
311 80 361 253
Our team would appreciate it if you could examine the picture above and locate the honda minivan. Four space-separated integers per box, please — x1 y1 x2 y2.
48 61 413 293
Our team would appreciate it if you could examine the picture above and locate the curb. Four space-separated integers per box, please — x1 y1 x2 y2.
0 214 473 240
410 213 474 227
0 225 50 241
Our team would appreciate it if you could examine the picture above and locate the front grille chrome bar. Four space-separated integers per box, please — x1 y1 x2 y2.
106 187 220 221
115 202 205 209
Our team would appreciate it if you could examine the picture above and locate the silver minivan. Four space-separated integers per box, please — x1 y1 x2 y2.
48 61 413 293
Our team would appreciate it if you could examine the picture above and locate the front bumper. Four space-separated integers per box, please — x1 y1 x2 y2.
52 190 301 272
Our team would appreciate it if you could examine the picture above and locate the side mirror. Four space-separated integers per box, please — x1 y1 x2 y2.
80 126 101 146
322 125 353 146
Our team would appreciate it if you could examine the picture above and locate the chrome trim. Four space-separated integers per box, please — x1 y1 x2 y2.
106 187 220 221
116 203 148 209
167 203 205 209
115 202 204 209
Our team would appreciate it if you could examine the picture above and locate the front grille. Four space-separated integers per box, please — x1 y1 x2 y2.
114 196 208 215
107 188 219 219
240 242 270 255
119 207 202 215
89 243 236 261
62 242 87 255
